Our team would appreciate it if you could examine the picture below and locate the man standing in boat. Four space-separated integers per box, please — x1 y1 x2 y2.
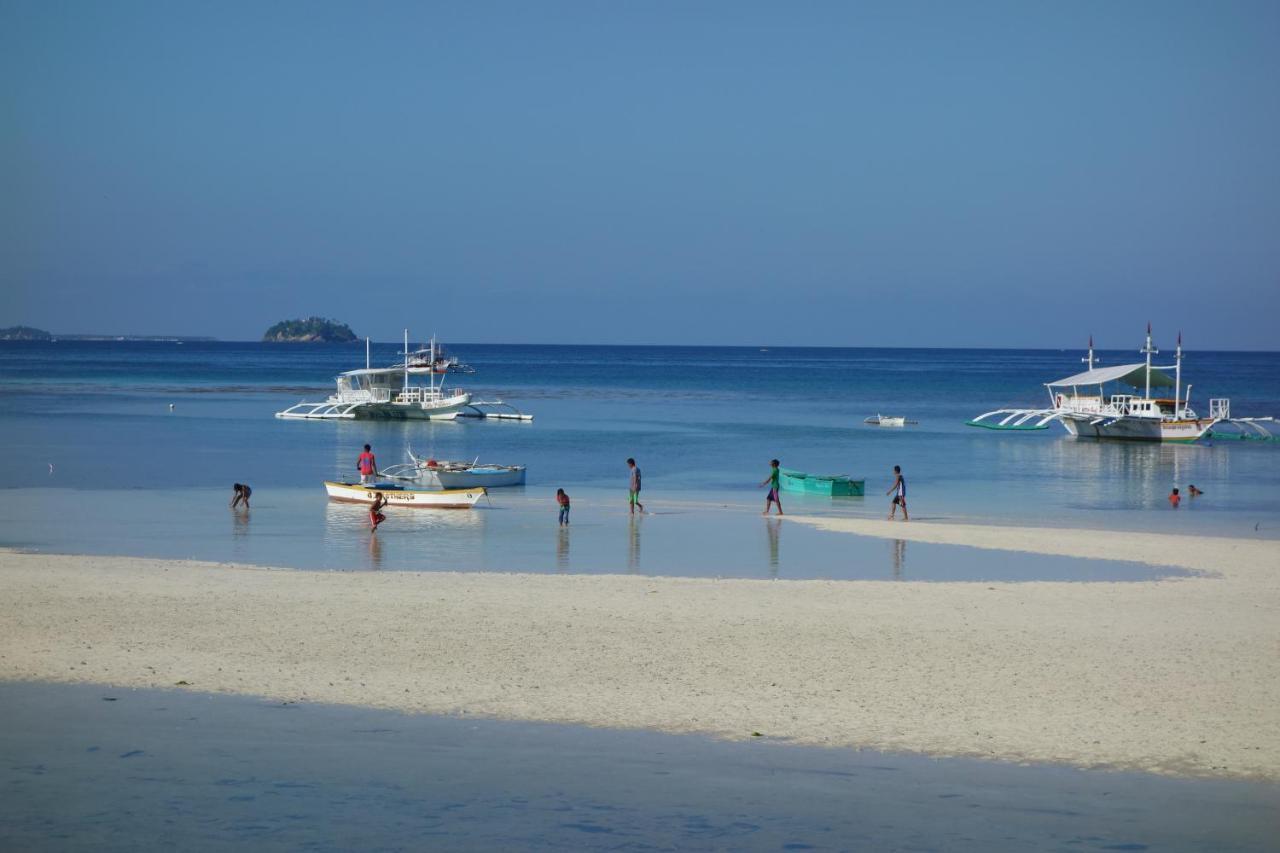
627 457 644 515
357 444 377 485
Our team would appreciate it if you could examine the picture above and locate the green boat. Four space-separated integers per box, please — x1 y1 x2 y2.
779 468 865 497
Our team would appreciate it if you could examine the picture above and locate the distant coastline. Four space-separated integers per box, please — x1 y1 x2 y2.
0 326 217 342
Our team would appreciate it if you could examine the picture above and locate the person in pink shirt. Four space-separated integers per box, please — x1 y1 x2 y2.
357 444 377 485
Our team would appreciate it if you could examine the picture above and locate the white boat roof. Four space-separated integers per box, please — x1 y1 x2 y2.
340 366 434 377
1047 362 1174 389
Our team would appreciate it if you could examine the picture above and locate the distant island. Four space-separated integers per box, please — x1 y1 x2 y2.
0 325 52 340
263 317 358 343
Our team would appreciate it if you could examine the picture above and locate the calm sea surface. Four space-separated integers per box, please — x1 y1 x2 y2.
1 341 1277 576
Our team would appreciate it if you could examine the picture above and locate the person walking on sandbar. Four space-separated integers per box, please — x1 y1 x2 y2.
760 459 783 515
886 464 908 521
627 457 644 515
357 444 377 485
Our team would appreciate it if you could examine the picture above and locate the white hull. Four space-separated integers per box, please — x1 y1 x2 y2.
324 481 485 508
1060 415 1214 443
355 395 471 420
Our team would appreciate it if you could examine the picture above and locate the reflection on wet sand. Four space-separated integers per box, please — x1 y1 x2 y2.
628 515 641 572
556 527 570 572
322 501 486 571
230 507 251 564
765 518 781 577
891 538 906 579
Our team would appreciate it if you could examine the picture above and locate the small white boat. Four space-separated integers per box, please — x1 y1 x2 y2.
380 450 527 489
324 481 486 508
864 414 913 427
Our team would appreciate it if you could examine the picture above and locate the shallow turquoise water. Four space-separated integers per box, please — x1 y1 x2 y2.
1 341 1277 574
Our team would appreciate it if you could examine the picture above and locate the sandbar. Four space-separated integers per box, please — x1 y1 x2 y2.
1 520 1277 781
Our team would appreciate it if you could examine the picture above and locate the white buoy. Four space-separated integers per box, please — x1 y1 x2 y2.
169 403 175 412
48 463 54 474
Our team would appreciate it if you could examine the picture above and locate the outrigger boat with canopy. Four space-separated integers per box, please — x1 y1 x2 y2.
967 327 1274 442
276 331 531 421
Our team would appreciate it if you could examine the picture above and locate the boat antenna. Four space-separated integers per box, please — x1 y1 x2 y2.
1175 331 1183 416
1140 322 1158 401
1082 335 1096 370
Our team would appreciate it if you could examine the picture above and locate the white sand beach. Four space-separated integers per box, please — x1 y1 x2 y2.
2 521 1278 781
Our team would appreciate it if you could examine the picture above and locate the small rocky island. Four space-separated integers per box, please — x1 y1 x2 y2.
0 325 53 340
263 317 358 343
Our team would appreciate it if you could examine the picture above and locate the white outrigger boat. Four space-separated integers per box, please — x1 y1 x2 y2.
864 414 916 427
276 332 531 421
968 327 1274 443
379 449 527 489
324 481 486 508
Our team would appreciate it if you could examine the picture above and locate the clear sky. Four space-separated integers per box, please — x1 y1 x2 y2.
3 1 1278 348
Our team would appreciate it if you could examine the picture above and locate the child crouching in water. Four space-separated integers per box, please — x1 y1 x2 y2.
557 488 570 526
370 492 388 532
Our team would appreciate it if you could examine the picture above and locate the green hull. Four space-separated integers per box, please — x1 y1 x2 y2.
779 468 865 497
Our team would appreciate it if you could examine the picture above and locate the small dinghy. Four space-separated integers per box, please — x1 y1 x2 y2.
778 468 865 497
864 414 914 427
379 450 527 489
324 481 485 509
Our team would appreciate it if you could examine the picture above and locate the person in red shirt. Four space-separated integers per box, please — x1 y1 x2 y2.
556 488 571 526
357 444 377 485
1169 487 1181 508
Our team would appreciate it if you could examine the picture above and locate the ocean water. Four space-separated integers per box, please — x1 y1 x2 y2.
1 341 1277 575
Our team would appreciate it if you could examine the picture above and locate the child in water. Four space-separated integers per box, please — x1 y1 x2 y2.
370 492 388 532
1168 487 1181 508
230 483 251 509
556 488 571 525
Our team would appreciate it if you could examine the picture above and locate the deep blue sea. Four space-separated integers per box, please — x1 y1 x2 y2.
2 341 1277 576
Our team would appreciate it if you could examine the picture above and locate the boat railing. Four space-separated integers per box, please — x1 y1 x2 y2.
1108 395 1134 414
1210 399 1230 420
335 388 392 404
394 386 466 404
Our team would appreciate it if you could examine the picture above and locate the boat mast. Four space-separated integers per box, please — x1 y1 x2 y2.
1141 323 1157 400
366 337 370 371
1083 335 1095 371
1174 331 1183 416
403 329 409 393
429 335 436 396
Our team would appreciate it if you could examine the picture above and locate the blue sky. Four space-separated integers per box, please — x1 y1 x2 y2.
3 1 1278 347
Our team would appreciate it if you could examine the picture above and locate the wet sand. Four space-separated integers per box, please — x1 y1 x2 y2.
1 520 1277 781
3 681 1275 852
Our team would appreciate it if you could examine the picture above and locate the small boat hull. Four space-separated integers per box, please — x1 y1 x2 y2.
434 466 527 489
779 468 865 497
323 481 485 508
